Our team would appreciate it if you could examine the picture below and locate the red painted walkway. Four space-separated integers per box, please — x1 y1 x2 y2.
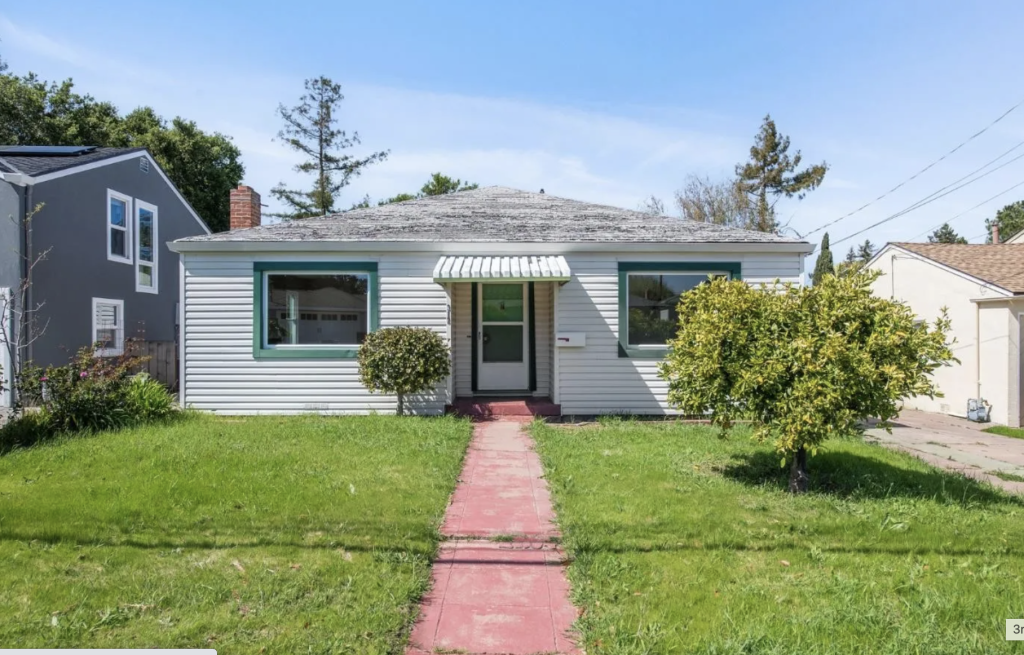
407 420 581 655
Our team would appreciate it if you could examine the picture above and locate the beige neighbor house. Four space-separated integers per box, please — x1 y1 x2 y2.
867 241 1024 427
167 185 814 416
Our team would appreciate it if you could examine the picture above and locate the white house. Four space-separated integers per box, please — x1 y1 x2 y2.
867 242 1024 426
168 186 813 416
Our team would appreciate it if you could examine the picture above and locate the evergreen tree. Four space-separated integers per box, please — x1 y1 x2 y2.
984 200 1024 243
811 233 834 285
856 239 876 262
928 223 968 244
735 115 828 233
271 76 388 218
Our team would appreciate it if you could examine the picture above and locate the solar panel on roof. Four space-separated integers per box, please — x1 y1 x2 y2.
0 145 98 156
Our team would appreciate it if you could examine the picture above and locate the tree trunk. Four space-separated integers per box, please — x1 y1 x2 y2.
396 392 404 417
788 446 809 493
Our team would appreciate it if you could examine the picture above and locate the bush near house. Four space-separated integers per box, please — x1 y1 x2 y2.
659 271 955 492
1 345 178 452
358 326 451 415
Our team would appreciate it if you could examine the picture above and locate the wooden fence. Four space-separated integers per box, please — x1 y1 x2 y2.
128 341 178 390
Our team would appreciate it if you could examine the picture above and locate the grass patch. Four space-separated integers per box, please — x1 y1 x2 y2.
0 414 471 653
983 425 1024 440
990 470 1024 483
532 419 1024 654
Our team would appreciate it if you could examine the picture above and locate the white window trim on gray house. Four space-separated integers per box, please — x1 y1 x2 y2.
92 297 125 357
107 189 133 265
135 199 159 294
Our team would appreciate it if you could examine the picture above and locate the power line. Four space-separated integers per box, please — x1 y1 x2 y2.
805 97 1024 238
832 178 1024 248
902 145 1024 240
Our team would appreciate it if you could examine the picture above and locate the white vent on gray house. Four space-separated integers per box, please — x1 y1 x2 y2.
139 156 150 173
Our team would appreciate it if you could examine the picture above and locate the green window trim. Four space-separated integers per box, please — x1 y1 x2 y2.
252 262 379 360
617 261 741 359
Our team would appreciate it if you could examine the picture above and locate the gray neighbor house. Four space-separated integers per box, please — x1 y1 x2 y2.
0 146 211 406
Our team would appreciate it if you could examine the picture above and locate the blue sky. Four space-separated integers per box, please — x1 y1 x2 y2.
3 1 1024 262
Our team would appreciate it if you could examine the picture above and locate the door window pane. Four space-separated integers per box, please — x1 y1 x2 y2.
266 274 369 346
482 284 523 322
627 273 721 346
483 325 524 362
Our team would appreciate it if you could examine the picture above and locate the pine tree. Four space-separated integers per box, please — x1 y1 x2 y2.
812 233 834 285
271 76 388 219
735 115 828 233
927 223 968 244
856 239 876 262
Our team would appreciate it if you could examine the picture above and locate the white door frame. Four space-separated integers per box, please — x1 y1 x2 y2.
477 282 530 392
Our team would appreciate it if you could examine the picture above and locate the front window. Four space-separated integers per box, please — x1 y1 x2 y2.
136 201 158 293
107 190 132 264
264 273 369 347
627 273 724 346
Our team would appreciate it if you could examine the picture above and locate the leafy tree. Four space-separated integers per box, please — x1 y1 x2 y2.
928 223 968 244
377 173 479 206
659 272 954 492
118 108 243 232
674 174 753 228
639 195 665 215
378 192 418 206
420 172 478 196
0 69 243 232
811 233 834 285
272 76 388 218
358 327 451 415
735 115 828 233
0 72 122 146
984 200 1024 243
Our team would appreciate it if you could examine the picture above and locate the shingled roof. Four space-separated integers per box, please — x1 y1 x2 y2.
0 147 145 176
179 186 806 245
893 242 1024 294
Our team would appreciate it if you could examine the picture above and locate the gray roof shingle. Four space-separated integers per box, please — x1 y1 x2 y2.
179 186 806 245
0 147 145 177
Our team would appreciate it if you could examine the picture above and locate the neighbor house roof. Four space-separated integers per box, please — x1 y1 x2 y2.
891 242 1024 294
177 186 808 245
0 146 146 177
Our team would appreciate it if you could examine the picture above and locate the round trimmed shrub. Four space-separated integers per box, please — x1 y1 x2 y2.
358 327 451 415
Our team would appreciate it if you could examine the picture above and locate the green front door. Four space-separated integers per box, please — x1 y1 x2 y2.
478 283 529 390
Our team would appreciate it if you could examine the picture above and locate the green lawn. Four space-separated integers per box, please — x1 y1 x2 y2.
984 425 1024 440
0 414 472 654
532 419 1024 655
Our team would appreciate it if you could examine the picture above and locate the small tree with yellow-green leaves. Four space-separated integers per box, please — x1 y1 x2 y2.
659 271 955 492
358 327 450 416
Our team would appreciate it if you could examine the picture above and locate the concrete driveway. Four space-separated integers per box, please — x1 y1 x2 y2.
866 409 1024 494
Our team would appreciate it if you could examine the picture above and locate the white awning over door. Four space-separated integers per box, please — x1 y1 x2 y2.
432 255 571 283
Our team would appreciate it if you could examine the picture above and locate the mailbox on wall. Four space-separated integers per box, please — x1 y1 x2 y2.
555 332 586 347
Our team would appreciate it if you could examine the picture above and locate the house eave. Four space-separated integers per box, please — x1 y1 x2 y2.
167 239 815 255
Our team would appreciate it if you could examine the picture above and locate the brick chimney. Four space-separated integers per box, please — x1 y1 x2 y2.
992 223 1000 244
229 185 261 230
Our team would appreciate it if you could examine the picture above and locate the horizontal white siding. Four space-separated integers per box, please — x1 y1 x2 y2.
182 253 448 415
555 251 805 415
